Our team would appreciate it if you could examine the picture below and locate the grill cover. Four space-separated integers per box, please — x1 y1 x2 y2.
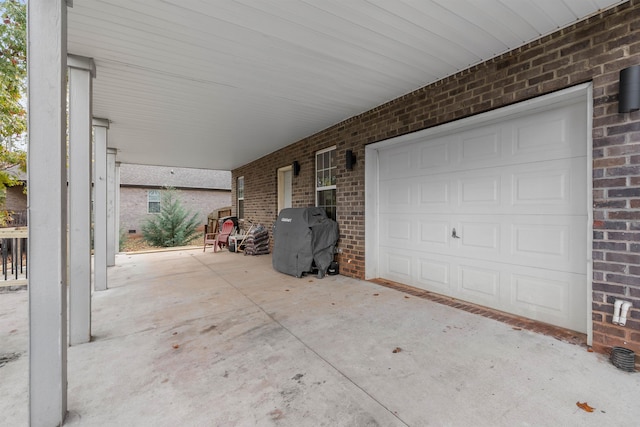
272 207 339 278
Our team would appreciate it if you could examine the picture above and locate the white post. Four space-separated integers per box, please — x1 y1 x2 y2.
107 148 117 266
115 162 121 254
68 54 95 346
93 118 109 291
27 0 68 425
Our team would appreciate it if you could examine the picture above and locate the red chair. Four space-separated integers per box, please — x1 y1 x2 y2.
203 219 235 252
214 219 235 252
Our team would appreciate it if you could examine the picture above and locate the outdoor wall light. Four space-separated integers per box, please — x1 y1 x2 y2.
345 149 356 170
292 160 300 176
619 65 640 113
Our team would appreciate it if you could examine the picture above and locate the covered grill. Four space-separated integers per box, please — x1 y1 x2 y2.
272 207 339 278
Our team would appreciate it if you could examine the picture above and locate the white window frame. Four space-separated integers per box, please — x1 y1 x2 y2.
147 189 161 213
315 146 337 220
237 176 245 219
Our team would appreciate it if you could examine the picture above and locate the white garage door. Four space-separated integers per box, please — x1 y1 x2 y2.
375 96 588 332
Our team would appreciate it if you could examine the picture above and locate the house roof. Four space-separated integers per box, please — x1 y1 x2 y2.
66 0 626 171
119 164 231 190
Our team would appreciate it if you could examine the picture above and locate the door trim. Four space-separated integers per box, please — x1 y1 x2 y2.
277 165 293 214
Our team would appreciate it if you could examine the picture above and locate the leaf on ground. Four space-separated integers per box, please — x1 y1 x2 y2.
587 347 594 353
373 293 379 296
512 327 522 331
404 296 410 299
576 402 595 412
392 347 402 353
172 344 180 349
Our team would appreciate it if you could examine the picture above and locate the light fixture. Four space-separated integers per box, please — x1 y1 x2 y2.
292 161 300 176
619 65 640 113
345 149 356 170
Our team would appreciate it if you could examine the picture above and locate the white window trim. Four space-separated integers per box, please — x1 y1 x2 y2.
147 189 161 214
237 176 245 219
315 146 337 217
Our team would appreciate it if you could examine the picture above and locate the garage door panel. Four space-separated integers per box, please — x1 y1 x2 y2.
375 96 588 333
513 168 568 204
509 269 586 331
510 215 586 274
385 158 584 216
512 116 566 155
511 157 586 213
418 258 451 292
383 180 412 206
510 102 587 160
458 175 501 206
420 142 450 169
459 222 500 251
512 224 568 259
460 127 501 163
511 273 568 313
459 265 500 299
380 147 414 180
380 216 413 245
419 180 450 206
419 220 449 245
387 253 413 278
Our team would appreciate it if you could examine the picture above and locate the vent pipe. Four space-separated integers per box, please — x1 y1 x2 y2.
613 299 624 325
619 301 633 327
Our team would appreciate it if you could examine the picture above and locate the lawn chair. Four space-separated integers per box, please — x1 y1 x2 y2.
203 219 235 252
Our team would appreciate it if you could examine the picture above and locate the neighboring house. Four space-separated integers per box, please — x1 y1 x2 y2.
119 164 231 236
233 4 640 357
2 165 27 226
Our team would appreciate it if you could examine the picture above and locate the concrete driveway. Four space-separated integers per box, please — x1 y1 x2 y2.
1 248 638 426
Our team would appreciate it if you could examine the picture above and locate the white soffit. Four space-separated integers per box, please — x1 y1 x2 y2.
67 0 625 170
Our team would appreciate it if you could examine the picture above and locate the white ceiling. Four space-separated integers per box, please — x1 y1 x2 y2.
67 0 625 170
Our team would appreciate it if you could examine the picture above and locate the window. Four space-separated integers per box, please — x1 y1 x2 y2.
148 190 161 213
316 147 336 220
237 176 245 219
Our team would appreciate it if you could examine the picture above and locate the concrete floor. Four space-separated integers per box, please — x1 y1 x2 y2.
1 248 639 426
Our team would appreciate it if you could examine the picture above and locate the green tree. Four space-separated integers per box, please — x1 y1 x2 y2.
0 0 27 224
141 187 201 247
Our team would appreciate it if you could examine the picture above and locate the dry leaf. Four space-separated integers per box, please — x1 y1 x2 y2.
373 293 380 296
392 347 402 353
576 402 595 412
404 296 410 299
512 327 522 331
172 344 180 349
587 347 594 353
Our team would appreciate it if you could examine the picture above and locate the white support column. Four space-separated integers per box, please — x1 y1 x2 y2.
115 161 121 254
107 148 117 266
93 118 109 291
27 0 68 425
68 54 95 346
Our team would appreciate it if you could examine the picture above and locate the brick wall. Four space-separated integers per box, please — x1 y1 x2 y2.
120 187 231 236
233 1 640 356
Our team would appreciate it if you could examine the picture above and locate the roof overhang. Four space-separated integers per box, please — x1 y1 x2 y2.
67 0 626 170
